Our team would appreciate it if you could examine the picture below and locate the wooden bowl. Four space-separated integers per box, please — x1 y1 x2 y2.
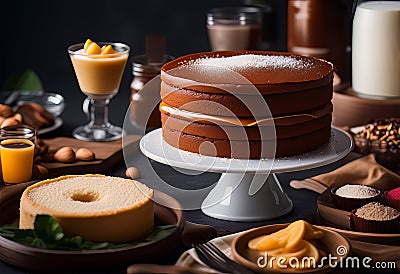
0 183 185 272
332 87 400 128
231 223 350 274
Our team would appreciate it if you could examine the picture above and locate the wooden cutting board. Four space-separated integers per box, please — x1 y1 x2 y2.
38 135 141 177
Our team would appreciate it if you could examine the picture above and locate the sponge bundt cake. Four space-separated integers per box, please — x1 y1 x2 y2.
20 175 154 243
160 51 335 158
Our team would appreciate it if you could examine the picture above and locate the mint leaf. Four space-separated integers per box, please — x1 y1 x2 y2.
3 69 43 91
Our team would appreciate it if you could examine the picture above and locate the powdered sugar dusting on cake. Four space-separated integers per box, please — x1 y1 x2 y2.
190 54 311 71
166 53 331 85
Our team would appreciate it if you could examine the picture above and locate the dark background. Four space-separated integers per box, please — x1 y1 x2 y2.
0 0 287 131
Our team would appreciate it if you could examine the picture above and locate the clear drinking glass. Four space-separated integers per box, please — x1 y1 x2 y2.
68 42 130 141
207 7 262 51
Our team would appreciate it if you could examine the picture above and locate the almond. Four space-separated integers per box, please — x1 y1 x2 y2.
1 117 21 128
13 113 23 123
76 147 95 161
126 167 141 179
41 152 55 162
0 104 14 118
37 138 45 146
54 147 76 163
32 164 48 179
37 144 49 156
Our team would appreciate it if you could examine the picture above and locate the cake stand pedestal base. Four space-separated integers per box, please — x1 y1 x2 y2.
202 173 292 221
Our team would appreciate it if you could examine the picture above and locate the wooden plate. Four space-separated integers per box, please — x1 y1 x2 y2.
0 183 185 272
317 188 400 245
231 223 351 274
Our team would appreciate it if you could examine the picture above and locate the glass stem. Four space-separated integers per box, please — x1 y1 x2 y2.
89 98 110 128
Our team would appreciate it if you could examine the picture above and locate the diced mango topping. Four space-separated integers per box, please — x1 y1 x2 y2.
101 45 115 55
84 39 93 51
86 42 102 55
248 220 324 269
83 39 116 56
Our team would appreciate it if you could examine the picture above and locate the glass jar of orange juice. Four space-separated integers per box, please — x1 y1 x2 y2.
0 125 36 184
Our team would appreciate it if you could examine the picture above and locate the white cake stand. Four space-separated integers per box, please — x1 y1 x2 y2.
140 127 353 221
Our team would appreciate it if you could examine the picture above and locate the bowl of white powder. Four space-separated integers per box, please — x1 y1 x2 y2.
331 184 382 211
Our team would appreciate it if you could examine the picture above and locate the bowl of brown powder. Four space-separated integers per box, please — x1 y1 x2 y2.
350 202 400 233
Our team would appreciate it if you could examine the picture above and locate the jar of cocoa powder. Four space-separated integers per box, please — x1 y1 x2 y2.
287 0 352 82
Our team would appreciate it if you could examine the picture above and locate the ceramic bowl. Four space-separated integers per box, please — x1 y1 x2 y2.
350 209 400 234
231 223 351 273
330 184 382 211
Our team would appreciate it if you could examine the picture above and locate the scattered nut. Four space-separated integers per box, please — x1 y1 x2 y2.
126 167 141 179
0 104 15 118
54 146 76 163
355 118 400 150
41 152 55 162
37 144 49 156
32 164 48 179
1 117 21 128
76 147 95 161
37 138 45 147
13 113 23 123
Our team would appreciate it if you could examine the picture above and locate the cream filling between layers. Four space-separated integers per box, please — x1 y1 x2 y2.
160 102 332 127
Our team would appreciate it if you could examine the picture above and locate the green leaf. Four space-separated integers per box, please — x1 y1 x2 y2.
34 215 65 242
0 215 177 251
2 69 43 91
145 225 177 242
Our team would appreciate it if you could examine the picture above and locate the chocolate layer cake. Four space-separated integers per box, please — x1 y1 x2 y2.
160 51 334 159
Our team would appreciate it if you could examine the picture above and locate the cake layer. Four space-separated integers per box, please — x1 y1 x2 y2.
161 81 333 116
161 107 332 141
162 125 331 159
19 175 154 243
160 51 334 158
161 51 334 95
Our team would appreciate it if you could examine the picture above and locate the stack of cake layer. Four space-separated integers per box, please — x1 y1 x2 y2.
160 51 334 159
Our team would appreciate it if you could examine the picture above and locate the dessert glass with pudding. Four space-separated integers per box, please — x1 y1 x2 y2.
68 40 129 141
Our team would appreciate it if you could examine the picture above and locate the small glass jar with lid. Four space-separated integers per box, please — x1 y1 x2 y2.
130 54 174 130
